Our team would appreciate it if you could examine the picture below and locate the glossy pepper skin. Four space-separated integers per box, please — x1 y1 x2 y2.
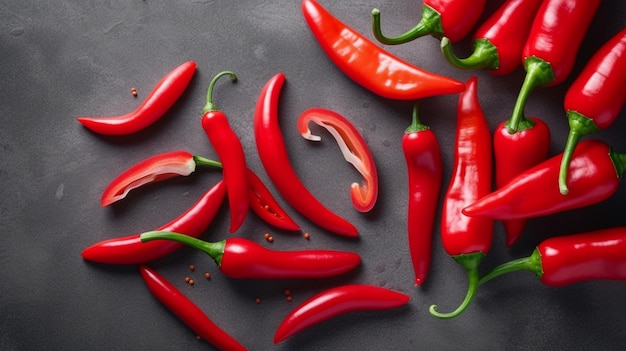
77 61 196 135
372 0 486 44
559 28 626 195
139 265 247 351
302 0 465 101
254 73 358 237
273 284 410 344
140 231 361 279
402 104 442 285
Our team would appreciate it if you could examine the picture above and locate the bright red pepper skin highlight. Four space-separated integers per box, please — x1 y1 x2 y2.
77 61 196 135
273 284 410 344
302 0 465 101
139 265 247 351
298 108 378 213
254 73 358 237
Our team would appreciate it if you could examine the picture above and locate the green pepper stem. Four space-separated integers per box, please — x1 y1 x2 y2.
140 231 226 267
609 147 626 178
440 37 499 71
405 103 430 134
478 248 543 286
558 111 600 195
202 71 237 114
192 155 223 169
371 5 442 45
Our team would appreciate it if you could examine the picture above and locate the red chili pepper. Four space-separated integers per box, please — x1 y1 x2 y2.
431 77 493 319
140 231 361 279
440 0 543 76
82 180 226 265
507 0 600 134
463 139 626 220
302 0 465 101
298 108 378 213
138 265 247 351
254 73 357 237
273 284 410 344
402 104 442 285
559 28 626 195
372 0 486 44
77 61 196 135
201 71 249 233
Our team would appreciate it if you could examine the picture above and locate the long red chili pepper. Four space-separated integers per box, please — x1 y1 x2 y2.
140 231 361 279
138 265 247 351
273 284 410 344
463 139 626 221
254 73 358 237
77 61 196 135
440 0 543 76
431 77 493 319
201 71 249 233
302 0 465 101
82 180 226 265
298 108 378 213
402 104 442 285
559 28 626 195
372 0 486 44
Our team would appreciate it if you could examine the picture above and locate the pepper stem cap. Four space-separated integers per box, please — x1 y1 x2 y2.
441 37 499 71
405 103 430 133
202 71 237 114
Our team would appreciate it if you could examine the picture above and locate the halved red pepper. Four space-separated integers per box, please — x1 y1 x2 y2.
298 108 378 213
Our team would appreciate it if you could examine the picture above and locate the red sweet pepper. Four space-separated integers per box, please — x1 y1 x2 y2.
559 28 626 195
254 73 358 237
77 61 196 135
140 231 362 279
298 108 378 213
302 0 465 101
273 284 410 344
372 0 486 44
402 104 442 285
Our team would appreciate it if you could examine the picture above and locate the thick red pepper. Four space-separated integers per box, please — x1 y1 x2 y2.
140 231 361 279
273 284 410 344
372 0 486 44
432 77 493 318
559 28 626 195
402 104 442 285
139 265 247 351
298 108 378 213
77 61 196 135
254 73 358 237
201 71 249 233
463 140 626 220
82 180 226 265
440 0 543 76
302 0 465 101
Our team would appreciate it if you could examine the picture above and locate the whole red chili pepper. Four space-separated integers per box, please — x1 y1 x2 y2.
463 139 626 221
372 0 486 44
254 73 358 237
273 284 410 344
201 71 249 233
298 108 378 213
140 231 362 279
302 0 465 101
139 265 248 351
440 0 543 76
559 28 626 195
77 61 196 135
402 104 442 285
82 180 226 265
431 77 493 319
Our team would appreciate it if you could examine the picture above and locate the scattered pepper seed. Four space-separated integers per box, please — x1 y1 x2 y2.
184 276 190 283
131 87 137 97
188 279 195 286
263 233 270 239
189 264 195 271
196 335 201 340
255 297 261 304
204 272 211 279
286 296 293 302
304 232 310 240
267 236 274 243
284 289 291 296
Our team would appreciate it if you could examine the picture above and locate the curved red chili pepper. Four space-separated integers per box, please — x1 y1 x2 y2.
139 265 248 351
254 73 358 237
302 0 465 101
463 140 626 220
432 77 493 319
82 180 226 265
140 231 362 279
273 284 410 344
298 108 378 213
77 61 196 135
402 104 442 285
440 0 543 76
559 28 626 194
372 0 486 44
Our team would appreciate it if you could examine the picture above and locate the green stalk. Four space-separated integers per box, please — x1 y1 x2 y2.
478 249 543 286
371 5 443 45
140 231 226 267
558 111 599 195
440 38 499 71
